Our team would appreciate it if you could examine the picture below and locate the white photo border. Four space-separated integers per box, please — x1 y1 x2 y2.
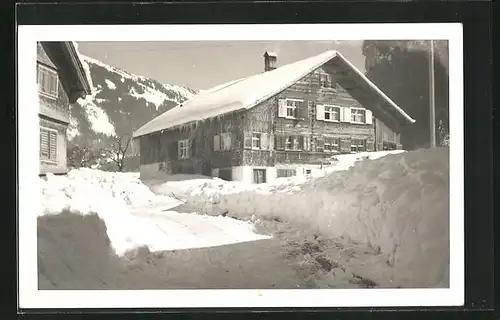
17 23 464 309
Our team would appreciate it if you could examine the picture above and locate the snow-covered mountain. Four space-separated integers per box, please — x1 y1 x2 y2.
69 54 198 148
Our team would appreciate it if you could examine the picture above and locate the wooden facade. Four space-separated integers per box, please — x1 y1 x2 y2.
138 65 402 182
37 42 90 175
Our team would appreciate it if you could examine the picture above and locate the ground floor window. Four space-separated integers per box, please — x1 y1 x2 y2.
277 168 296 178
351 138 367 152
40 127 57 161
178 139 190 159
383 141 397 150
324 137 340 153
253 168 266 184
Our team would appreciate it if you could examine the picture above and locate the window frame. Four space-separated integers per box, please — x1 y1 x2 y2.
350 107 367 124
323 105 341 122
40 126 58 163
251 132 262 150
285 98 303 119
37 63 59 99
178 139 190 159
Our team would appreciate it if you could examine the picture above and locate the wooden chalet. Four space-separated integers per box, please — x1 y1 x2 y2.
133 50 415 183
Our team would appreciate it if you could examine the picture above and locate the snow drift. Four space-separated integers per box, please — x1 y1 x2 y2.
149 148 450 288
39 169 270 256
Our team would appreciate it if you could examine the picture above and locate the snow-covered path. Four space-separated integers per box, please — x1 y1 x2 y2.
39 169 270 257
127 205 271 252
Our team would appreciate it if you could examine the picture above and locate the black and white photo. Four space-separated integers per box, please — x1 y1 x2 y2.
18 23 464 309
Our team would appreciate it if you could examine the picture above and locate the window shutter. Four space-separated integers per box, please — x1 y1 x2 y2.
316 104 325 121
269 134 275 150
40 129 49 157
244 134 252 149
188 139 194 158
342 107 352 123
365 110 373 124
261 133 269 149
49 131 57 160
275 134 285 150
213 135 220 151
278 99 287 118
298 136 305 150
223 133 232 150
366 138 375 152
170 141 178 160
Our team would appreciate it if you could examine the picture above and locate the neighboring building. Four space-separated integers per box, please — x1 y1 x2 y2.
37 42 91 175
133 50 415 183
362 40 449 149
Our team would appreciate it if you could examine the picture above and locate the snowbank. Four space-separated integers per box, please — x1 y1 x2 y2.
149 150 405 201
39 169 270 256
148 149 449 287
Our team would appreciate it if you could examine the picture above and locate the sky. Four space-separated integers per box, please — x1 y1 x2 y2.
77 41 366 90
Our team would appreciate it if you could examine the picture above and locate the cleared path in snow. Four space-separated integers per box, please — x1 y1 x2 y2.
127 204 271 252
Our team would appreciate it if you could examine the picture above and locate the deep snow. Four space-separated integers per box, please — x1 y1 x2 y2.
147 148 450 287
39 169 270 256
39 149 449 288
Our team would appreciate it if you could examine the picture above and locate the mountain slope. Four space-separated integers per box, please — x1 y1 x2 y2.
69 54 198 149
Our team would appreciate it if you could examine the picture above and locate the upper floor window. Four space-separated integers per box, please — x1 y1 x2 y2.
37 63 59 99
320 73 330 88
252 133 262 149
278 98 303 119
351 108 366 123
324 105 341 122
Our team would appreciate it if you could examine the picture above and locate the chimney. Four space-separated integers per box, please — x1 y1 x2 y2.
264 51 277 72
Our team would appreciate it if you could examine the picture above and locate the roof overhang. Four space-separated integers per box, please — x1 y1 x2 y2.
322 53 415 133
41 42 92 103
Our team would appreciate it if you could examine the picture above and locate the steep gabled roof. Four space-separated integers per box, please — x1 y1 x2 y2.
133 50 415 138
41 42 92 103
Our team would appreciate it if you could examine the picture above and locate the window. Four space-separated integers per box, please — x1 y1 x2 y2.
214 133 232 151
277 168 296 178
306 169 312 175
252 133 261 149
40 127 57 161
37 64 59 98
253 169 266 184
286 99 300 118
324 105 340 121
278 98 303 119
285 136 302 150
320 73 332 88
351 138 366 153
178 139 190 159
351 108 366 123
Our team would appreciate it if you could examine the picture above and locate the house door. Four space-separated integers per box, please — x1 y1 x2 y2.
202 162 212 176
253 169 266 184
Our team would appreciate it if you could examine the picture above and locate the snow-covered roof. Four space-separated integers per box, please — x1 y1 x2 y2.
133 50 415 138
264 51 277 57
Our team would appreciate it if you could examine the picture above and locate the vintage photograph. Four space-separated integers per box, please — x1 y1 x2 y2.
18 23 462 308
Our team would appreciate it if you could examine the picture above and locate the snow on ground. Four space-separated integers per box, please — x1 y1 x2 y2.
105 79 117 90
149 150 405 200
147 148 449 287
39 169 270 256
